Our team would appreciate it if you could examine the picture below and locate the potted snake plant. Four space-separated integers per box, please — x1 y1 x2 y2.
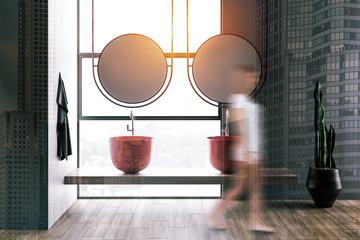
306 81 342 208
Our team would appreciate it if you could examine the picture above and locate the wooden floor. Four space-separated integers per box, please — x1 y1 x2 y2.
1 200 360 240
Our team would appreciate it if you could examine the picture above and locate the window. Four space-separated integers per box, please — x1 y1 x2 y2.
327 86 339 94
344 96 358 104
326 98 340 105
78 0 221 197
344 84 359 92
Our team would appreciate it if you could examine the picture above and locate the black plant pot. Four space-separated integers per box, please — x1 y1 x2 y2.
306 166 342 208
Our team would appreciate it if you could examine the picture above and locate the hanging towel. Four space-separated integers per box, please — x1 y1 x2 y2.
57 73 72 160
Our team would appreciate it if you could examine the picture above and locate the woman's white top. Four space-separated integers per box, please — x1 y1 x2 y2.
228 94 262 163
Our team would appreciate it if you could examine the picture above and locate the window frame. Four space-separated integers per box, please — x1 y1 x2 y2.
76 0 224 198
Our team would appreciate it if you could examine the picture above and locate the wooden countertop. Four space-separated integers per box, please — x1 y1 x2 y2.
64 167 298 185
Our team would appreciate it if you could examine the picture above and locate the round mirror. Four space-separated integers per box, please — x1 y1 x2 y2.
192 34 262 103
98 34 168 104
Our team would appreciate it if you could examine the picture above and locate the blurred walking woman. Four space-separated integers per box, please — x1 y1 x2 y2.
207 64 274 232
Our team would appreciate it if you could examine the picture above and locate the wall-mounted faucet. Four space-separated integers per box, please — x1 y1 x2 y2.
221 109 230 136
127 111 135 136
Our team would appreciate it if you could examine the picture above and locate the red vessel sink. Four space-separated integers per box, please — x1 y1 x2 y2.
109 136 152 173
208 136 241 173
